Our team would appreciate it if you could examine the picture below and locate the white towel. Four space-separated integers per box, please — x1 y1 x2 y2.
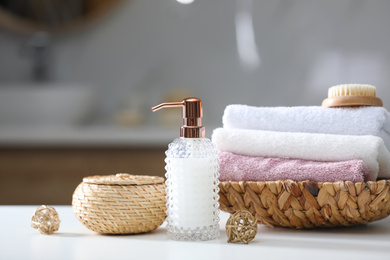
222 105 390 151
212 128 390 180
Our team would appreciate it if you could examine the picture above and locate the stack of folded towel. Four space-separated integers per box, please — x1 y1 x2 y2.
212 105 390 183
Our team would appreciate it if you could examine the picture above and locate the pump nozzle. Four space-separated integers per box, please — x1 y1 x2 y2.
151 102 183 112
152 97 205 138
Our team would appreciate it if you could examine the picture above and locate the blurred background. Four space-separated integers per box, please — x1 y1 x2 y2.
1 0 390 205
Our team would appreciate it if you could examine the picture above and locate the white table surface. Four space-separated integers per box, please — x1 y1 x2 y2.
1 206 390 260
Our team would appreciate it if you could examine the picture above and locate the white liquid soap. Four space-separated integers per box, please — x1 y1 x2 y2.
152 98 220 241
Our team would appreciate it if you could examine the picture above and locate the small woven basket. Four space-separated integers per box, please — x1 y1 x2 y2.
72 173 167 234
219 179 390 229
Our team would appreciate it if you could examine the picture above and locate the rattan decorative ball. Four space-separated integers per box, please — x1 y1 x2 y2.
226 210 258 244
72 173 167 234
31 205 61 235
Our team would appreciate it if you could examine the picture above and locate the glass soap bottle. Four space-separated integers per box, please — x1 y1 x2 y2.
152 97 220 241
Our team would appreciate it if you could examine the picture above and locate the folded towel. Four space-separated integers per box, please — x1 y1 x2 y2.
212 128 390 180
219 151 371 182
222 105 390 151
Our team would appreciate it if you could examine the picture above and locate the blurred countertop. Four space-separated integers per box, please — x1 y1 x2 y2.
0 124 220 147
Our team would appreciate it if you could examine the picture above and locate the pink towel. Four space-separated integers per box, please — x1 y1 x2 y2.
219 151 372 182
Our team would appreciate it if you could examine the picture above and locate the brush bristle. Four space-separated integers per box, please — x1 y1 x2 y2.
328 84 376 98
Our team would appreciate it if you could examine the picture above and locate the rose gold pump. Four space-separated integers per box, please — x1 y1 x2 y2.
151 97 205 138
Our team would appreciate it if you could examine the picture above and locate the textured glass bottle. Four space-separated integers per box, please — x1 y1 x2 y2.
165 138 220 241
152 97 220 241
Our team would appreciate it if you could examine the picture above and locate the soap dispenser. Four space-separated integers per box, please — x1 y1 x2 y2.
152 97 219 241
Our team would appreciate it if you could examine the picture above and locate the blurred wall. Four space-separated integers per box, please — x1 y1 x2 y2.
0 0 390 125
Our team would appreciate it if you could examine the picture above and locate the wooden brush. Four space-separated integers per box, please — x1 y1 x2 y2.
322 84 383 107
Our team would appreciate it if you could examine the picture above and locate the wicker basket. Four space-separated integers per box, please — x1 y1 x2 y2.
72 173 167 234
219 179 390 229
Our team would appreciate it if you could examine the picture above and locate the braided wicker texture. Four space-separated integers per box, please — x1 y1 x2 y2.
219 179 390 229
72 174 167 234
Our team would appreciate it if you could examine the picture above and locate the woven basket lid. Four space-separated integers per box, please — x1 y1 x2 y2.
82 173 165 186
